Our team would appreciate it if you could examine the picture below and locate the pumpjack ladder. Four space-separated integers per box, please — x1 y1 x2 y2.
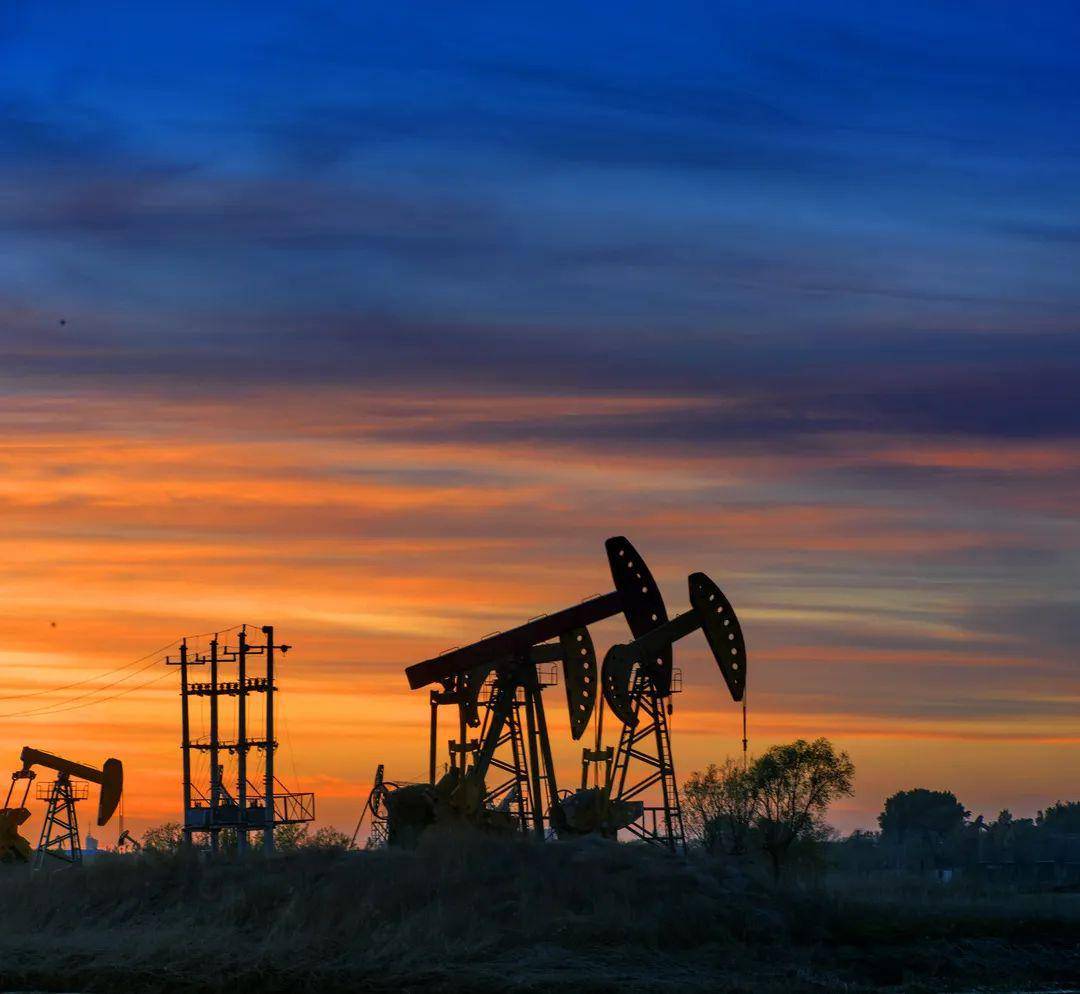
609 669 687 854
36 775 87 866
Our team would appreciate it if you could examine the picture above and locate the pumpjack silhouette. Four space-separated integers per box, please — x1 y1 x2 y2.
0 747 123 865
394 537 746 851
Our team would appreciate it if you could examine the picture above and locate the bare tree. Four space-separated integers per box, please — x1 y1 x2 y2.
684 758 758 855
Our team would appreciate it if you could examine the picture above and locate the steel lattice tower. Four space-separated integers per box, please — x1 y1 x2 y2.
35 775 86 866
608 668 686 854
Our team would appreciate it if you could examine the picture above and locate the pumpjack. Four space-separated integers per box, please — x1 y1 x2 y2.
389 536 747 850
0 747 123 866
591 571 747 852
398 537 686 843
117 828 142 852
351 764 407 849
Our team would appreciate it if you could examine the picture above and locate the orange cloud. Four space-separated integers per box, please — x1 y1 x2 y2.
2 386 1077 845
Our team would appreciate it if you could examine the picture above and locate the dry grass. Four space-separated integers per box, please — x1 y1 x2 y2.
1 834 1079 993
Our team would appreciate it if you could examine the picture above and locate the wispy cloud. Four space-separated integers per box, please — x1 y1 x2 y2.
1 0 1078 835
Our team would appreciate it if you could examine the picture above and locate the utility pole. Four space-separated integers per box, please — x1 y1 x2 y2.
209 635 220 853
237 626 248 855
262 625 275 855
166 639 204 847
179 638 192 848
169 625 312 857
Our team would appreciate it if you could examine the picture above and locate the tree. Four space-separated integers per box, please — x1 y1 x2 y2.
751 737 855 879
835 830 883 875
141 822 183 854
878 789 968 845
1037 800 1080 834
683 758 758 855
985 809 1038 866
305 826 355 853
274 822 310 853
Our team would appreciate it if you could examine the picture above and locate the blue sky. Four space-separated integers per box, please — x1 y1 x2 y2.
3 2 1077 453
1 2 1079 830
3 2 1078 381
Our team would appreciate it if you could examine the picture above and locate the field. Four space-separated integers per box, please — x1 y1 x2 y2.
2 835 1080 993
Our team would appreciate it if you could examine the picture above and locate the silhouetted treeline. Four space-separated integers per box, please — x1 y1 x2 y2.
686 748 1080 887
835 792 1080 884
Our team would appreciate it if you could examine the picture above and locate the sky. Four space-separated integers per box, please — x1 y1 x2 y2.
1 2 1079 842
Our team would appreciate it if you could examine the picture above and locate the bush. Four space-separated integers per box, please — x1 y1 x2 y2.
1 835 1078 992
141 822 183 854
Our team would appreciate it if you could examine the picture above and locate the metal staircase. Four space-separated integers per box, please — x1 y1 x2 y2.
609 669 687 854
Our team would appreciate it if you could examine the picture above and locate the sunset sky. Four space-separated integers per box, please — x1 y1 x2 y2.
2 3 1079 843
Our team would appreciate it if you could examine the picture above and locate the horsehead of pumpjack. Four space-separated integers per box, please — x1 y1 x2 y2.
600 571 747 728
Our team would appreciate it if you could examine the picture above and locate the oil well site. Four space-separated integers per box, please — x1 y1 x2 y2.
1 536 746 863
4 541 1080 994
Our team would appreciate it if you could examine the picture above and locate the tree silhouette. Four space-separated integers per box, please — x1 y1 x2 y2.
878 789 968 845
683 758 757 855
274 822 310 852
141 822 184 854
1037 801 1080 834
752 737 854 879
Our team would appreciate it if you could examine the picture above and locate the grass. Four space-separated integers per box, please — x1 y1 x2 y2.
2 835 1079 993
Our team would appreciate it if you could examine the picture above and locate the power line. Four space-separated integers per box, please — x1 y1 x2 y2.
0 657 165 718
0 667 177 720
0 622 251 718
0 638 180 701
277 684 302 790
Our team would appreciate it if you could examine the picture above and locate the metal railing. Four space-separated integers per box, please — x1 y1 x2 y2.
36 780 89 801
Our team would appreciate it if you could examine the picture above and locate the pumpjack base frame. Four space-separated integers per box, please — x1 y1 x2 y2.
36 775 84 867
608 671 687 855
433 663 561 839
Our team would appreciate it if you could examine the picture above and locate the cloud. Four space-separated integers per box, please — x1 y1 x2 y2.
1 0 1079 831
